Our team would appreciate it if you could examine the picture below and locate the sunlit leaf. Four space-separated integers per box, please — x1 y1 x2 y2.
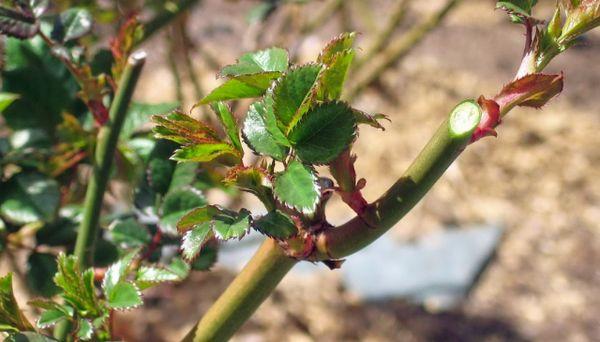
51 8 92 43
159 187 206 235
273 161 320 214
211 102 243 152
0 274 34 332
242 96 290 161
199 72 281 104
220 47 288 77
105 282 141 310
54 254 100 315
317 32 356 65
171 143 240 163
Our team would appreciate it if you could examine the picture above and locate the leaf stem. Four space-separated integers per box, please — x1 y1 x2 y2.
181 239 297 342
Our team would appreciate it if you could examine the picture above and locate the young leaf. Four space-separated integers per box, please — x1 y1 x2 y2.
152 111 219 145
560 0 600 42
110 218 151 248
353 109 389 130
274 161 320 214
199 72 281 104
220 47 289 77
211 102 243 152
288 101 357 164
0 172 60 224
253 210 297 239
0 93 18 112
159 187 206 235
494 73 564 111
317 32 357 65
54 254 99 315
0 6 38 39
318 49 355 100
272 64 322 132
123 102 178 140
102 249 138 296
0 274 34 332
168 162 198 192
51 8 93 43
26 252 60 297
171 143 240 163
105 282 142 310
224 166 272 196
190 243 218 271
242 97 290 161
177 205 223 233
181 222 212 261
496 0 539 23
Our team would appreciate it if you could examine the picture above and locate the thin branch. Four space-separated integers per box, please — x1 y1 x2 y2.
140 0 202 45
353 0 412 70
344 0 461 101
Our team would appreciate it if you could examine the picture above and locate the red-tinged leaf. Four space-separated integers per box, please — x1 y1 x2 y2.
152 111 220 145
352 109 389 130
110 14 142 82
560 0 600 41
317 32 356 65
470 96 501 143
494 73 564 112
88 99 108 125
171 143 240 163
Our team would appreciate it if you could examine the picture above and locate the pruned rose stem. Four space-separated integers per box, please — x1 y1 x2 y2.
182 100 481 341
182 239 297 342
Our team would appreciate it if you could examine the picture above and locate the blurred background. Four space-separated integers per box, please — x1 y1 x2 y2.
3 0 600 340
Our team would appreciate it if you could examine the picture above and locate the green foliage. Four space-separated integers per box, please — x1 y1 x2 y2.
51 8 93 43
199 73 281 104
242 96 290 161
109 218 152 248
122 102 178 140
0 93 19 112
288 101 357 164
496 0 538 23
159 187 207 235
274 161 320 214
272 64 322 132
220 47 289 77
26 253 60 297
211 102 243 153
53 254 100 316
253 210 297 239
179 206 251 260
102 250 142 309
0 172 60 225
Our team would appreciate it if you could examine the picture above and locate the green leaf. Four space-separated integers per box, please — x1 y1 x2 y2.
272 64 322 132
123 102 178 140
288 101 357 164
172 143 240 163
26 252 60 297
179 207 250 260
102 249 138 297
317 32 356 65
0 274 34 332
105 282 142 310
0 93 18 112
53 254 99 315
51 8 92 43
110 218 151 248
220 47 288 77
353 109 389 130
37 309 67 329
76 319 93 340
0 6 38 39
168 162 198 192
35 206 81 246
273 161 320 214
159 187 206 235
5 332 56 342
190 243 218 271
242 97 290 161
318 49 355 100
181 222 212 261
27 0 49 18
0 172 60 224
2 37 79 131
199 72 281 104
212 209 251 240
253 210 297 239
135 266 182 290
211 102 243 152
166 257 190 279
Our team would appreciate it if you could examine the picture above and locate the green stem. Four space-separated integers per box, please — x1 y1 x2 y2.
182 239 297 342
55 52 146 341
181 100 481 341
316 100 480 259
345 0 460 101
73 52 146 267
